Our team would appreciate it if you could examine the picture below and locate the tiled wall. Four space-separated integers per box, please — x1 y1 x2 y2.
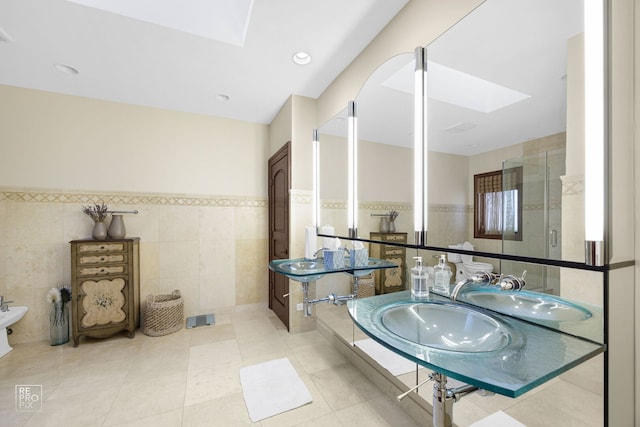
0 188 268 344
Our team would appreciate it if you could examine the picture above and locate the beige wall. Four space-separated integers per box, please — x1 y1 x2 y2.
269 96 292 157
0 85 269 344
0 86 269 197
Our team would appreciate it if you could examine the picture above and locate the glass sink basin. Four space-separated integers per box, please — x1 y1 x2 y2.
459 290 592 323
269 257 397 282
377 302 518 353
272 260 326 282
344 258 383 277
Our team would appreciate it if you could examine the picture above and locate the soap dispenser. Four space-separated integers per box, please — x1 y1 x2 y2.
411 257 429 298
433 255 452 294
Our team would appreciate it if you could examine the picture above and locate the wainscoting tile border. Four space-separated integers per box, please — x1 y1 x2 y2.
0 188 267 208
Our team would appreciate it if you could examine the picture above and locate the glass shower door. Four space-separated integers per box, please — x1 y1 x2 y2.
501 149 565 294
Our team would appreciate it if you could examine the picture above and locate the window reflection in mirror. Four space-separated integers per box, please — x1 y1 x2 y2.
426 0 584 263
473 167 523 240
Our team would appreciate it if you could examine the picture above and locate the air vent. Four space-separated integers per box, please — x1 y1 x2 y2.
445 122 477 134
0 26 13 43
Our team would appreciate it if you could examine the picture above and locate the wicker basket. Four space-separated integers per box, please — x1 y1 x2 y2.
143 290 184 337
356 275 375 299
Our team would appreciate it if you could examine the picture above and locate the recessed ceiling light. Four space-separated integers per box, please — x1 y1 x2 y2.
54 63 79 75
216 93 230 102
292 51 311 65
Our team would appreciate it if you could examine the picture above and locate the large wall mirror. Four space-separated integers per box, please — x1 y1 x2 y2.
320 0 589 261
315 0 603 341
356 53 414 242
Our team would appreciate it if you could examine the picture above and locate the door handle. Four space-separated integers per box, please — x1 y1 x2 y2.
550 229 558 247
282 293 289 298
280 249 288 257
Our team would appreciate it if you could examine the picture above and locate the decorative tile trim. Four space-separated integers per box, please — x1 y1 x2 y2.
429 204 472 214
0 188 267 208
523 203 562 211
561 175 584 196
322 200 347 210
290 189 312 204
361 201 413 212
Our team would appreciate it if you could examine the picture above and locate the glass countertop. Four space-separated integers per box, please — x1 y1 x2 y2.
347 291 605 398
269 257 397 279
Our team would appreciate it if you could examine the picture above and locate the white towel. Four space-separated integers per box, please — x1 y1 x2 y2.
240 357 312 422
470 411 527 427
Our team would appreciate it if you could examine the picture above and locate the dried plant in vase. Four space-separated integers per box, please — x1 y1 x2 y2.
387 210 399 232
82 203 109 239
82 203 109 223
46 285 71 345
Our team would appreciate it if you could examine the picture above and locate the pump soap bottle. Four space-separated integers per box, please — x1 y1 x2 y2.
411 256 429 298
433 255 452 294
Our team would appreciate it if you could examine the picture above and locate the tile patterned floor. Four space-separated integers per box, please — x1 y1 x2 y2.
0 304 421 427
0 302 605 426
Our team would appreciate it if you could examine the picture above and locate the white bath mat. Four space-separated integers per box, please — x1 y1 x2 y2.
470 411 527 427
355 339 417 376
239 357 312 422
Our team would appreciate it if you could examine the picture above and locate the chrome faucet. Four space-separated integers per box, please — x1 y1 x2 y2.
450 271 526 301
311 248 326 259
450 272 497 300
0 296 13 312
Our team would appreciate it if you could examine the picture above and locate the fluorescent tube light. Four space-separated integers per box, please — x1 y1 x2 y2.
414 47 427 245
312 129 320 229
348 101 358 238
584 0 605 265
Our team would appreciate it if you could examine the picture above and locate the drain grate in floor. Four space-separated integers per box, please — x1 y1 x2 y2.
186 314 215 329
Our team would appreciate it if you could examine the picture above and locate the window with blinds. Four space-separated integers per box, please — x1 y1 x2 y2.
474 167 523 240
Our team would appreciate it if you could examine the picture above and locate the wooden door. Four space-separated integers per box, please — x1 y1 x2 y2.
268 142 290 329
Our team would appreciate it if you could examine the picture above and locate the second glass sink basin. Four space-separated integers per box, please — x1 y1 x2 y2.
459 290 593 323
377 302 520 353
344 258 384 277
275 260 325 282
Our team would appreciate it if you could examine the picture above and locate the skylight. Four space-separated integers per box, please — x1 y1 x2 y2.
383 60 530 113
67 0 254 46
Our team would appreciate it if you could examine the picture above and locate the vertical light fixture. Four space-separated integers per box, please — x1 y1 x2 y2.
348 100 358 238
414 47 428 246
584 0 605 266
312 129 320 230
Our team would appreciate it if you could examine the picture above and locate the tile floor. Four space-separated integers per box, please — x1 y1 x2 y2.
0 304 421 427
0 301 605 427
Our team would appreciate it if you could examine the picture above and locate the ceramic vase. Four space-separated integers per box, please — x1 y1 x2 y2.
92 221 107 240
50 301 69 346
379 217 390 233
389 219 396 233
108 214 126 239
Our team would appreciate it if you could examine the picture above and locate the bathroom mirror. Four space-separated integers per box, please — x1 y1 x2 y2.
317 107 349 238
321 0 590 263
356 52 414 242
424 0 585 265
316 0 604 332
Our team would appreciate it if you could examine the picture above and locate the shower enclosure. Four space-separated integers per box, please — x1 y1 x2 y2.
500 149 565 294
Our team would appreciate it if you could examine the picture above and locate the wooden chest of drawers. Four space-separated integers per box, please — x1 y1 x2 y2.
70 238 140 347
369 232 407 294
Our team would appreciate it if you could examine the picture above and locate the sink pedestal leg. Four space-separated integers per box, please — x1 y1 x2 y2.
432 372 454 427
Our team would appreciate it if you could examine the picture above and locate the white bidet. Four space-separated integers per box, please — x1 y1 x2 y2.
0 306 28 358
